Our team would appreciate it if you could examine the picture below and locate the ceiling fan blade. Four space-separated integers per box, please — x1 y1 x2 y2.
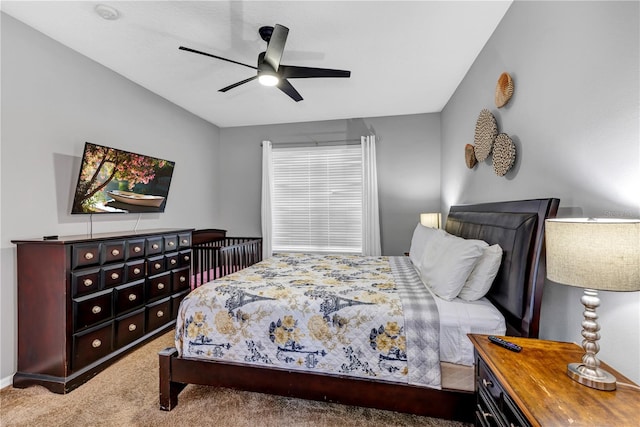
179 46 258 70
264 24 289 71
280 65 351 79
277 79 303 102
219 76 258 92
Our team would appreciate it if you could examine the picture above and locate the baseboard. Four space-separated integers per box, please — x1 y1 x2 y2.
0 374 13 390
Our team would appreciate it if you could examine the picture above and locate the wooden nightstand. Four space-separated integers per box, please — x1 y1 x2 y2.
468 334 639 427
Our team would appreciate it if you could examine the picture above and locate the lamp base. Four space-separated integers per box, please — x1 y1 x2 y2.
567 363 617 391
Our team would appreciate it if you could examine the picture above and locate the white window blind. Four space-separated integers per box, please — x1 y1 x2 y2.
271 144 362 254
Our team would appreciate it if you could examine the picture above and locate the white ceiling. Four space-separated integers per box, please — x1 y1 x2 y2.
1 1 512 128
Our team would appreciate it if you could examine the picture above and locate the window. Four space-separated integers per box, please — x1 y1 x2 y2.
271 145 362 253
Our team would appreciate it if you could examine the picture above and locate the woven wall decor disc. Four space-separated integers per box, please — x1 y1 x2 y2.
495 72 514 108
492 133 516 176
473 109 497 162
465 144 477 168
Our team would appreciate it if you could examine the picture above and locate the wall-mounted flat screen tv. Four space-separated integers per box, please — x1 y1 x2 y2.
71 142 175 214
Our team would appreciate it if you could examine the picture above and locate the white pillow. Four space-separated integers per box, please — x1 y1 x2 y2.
458 244 503 301
419 231 487 300
408 223 443 270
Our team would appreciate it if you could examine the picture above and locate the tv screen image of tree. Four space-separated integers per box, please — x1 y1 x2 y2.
71 142 175 214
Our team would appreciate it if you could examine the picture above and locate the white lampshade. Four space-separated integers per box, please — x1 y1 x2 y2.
545 218 640 291
420 213 441 229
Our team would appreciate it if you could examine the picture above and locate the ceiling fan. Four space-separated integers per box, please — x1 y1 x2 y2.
179 24 351 102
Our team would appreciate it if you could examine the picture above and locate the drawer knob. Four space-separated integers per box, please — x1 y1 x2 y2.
111 249 120 256
133 267 141 275
157 310 164 318
111 272 120 280
482 379 493 388
92 305 102 314
184 255 190 261
128 293 137 301
84 252 94 260
180 276 186 283
157 283 165 290
83 278 93 287
92 339 102 348
477 405 494 422
181 239 188 244
154 263 162 270
134 246 142 253
128 324 137 332
170 259 177 265
152 243 159 250
168 241 175 247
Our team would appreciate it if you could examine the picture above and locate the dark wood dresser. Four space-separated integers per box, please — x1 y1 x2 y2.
12 228 193 393
469 334 639 427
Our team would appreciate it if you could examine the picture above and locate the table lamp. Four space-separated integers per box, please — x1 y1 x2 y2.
420 213 441 229
545 218 640 391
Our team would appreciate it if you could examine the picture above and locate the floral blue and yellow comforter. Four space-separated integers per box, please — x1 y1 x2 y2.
175 253 441 388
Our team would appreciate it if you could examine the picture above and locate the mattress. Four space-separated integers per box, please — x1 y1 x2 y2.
429 289 506 366
176 253 442 388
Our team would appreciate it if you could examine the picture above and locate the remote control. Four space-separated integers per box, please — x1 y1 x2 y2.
488 335 522 352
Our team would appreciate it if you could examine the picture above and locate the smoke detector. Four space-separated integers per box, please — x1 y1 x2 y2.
95 4 120 20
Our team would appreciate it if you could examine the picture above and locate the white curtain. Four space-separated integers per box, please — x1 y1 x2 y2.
261 140 273 259
361 135 381 256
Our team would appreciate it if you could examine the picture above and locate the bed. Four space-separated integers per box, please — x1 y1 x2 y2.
159 198 559 421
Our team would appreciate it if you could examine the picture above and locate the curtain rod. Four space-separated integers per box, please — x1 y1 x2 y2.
260 138 361 147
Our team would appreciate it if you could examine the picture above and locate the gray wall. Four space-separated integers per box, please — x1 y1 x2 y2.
0 14 221 385
218 113 441 256
441 1 639 382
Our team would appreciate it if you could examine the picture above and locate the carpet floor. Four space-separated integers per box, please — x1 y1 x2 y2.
0 331 472 426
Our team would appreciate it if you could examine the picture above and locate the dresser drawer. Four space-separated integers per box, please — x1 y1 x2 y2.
102 263 125 288
114 280 145 315
166 252 180 270
178 232 191 248
73 322 113 371
147 298 171 331
73 289 113 331
146 236 164 255
72 243 101 268
147 272 171 301
179 249 191 268
476 356 530 427
171 267 190 292
148 255 166 275
164 235 178 252
126 259 146 282
101 240 125 264
71 268 101 297
477 385 501 427
477 357 503 407
126 238 146 259
502 393 529 427
115 309 145 348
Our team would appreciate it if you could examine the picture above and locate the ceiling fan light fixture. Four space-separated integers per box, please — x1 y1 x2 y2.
179 23 350 101
258 73 279 87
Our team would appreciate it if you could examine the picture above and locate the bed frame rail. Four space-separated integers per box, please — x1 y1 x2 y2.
158 347 474 421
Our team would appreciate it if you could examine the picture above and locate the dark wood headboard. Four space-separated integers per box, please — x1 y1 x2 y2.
445 198 560 338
